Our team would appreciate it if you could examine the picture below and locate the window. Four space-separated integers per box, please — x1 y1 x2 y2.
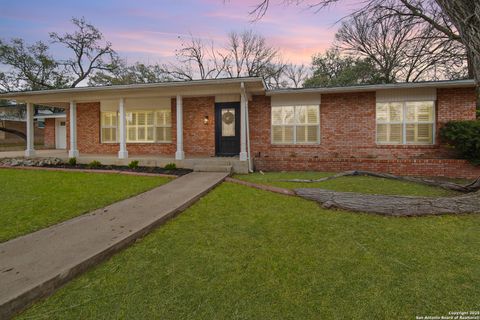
272 105 319 144
127 111 155 142
155 109 172 142
376 101 434 145
101 112 118 143
100 109 172 143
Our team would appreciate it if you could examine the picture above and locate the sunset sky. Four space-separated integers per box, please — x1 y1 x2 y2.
0 0 360 66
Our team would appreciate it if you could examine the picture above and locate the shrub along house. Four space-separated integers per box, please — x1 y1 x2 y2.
0 77 478 178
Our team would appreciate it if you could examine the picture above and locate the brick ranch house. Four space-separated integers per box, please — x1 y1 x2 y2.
1 77 478 178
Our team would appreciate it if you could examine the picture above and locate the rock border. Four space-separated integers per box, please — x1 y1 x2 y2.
0 165 178 178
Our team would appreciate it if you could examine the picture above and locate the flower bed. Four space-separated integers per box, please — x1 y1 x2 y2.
0 157 192 176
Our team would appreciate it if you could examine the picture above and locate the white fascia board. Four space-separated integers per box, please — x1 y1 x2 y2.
267 79 476 96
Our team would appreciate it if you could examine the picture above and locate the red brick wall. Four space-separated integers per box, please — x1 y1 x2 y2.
179 96 216 156
249 88 478 178
67 102 176 156
44 118 55 148
254 157 480 179
68 96 216 157
66 88 477 177
250 89 477 160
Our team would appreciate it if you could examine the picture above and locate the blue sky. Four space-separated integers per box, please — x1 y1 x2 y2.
0 0 358 65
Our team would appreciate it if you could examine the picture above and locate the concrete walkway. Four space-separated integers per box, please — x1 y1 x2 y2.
0 172 228 319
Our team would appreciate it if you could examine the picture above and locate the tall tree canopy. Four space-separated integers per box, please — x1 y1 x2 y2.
250 0 480 84
335 9 467 83
0 17 119 92
304 49 381 87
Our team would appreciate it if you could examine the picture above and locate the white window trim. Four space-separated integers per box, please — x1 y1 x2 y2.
375 100 436 145
155 109 173 143
101 109 172 144
271 105 321 145
100 111 118 144
126 110 156 143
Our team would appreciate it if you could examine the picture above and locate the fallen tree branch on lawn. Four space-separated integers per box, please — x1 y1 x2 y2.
295 188 480 216
279 170 480 193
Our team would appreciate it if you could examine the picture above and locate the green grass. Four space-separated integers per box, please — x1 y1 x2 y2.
18 182 479 320
0 169 170 242
234 171 459 197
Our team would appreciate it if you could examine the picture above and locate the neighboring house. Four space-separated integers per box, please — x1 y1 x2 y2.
0 106 66 148
34 110 67 149
0 77 478 178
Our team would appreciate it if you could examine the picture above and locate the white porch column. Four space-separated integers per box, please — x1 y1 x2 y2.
239 82 247 161
68 101 79 158
118 98 128 159
175 95 185 160
24 102 35 157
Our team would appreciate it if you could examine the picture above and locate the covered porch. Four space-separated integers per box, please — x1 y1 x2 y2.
0 149 248 173
1 78 266 173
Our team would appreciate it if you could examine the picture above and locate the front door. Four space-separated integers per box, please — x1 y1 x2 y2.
215 102 240 156
55 118 67 149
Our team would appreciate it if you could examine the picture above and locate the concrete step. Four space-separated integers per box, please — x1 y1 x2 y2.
193 164 232 173
190 159 234 166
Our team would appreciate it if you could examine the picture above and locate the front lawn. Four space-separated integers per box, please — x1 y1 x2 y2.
234 171 459 197
18 181 479 319
0 169 170 242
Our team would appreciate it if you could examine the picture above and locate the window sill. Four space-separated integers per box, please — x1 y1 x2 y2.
271 143 321 147
100 142 173 145
375 144 438 149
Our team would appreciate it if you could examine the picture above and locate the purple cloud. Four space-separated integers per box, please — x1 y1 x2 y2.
0 0 357 65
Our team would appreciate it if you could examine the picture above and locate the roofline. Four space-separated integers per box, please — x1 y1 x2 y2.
0 78 475 99
0 77 266 98
267 79 477 95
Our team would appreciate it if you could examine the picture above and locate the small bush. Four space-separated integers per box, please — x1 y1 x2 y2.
440 120 480 165
87 160 102 169
68 157 77 166
128 160 139 169
164 163 177 170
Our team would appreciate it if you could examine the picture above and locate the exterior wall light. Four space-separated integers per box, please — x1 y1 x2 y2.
204 115 209 125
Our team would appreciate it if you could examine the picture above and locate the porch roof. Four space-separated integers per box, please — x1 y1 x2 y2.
0 77 266 106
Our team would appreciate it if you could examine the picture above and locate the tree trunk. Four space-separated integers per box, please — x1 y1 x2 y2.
279 170 480 193
434 0 480 84
295 188 480 216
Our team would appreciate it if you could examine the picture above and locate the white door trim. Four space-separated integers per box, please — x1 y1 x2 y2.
55 118 67 149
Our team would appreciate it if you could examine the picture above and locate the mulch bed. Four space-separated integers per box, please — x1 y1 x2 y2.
0 163 192 177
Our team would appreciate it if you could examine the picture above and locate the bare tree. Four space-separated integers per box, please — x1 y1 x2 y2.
164 30 286 87
249 0 479 84
335 10 467 83
284 64 309 88
250 0 480 108
163 35 229 80
263 63 288 88
434 0 480 83
225 30 283 82
50 17 119 87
